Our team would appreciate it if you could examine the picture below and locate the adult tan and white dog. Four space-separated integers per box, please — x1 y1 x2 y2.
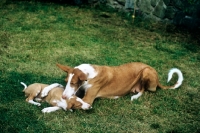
21 82 90 112
49 62 183 110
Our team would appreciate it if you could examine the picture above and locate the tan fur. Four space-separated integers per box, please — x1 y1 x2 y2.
57 62 177 108
23 83 82 109
67 97 82 110
23 83 63 105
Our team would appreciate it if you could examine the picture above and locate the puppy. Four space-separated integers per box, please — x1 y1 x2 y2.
41 83 91 110
21 82 87 113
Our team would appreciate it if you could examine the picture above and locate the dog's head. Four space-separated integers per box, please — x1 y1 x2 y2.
57 63 88 99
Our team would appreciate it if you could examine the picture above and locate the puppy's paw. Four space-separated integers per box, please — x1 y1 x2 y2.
36 103 41 106
69 109 73 112
41 107 61 113
28 100 41 106
41 87 50 97
58 84 64 88
42 108 51 113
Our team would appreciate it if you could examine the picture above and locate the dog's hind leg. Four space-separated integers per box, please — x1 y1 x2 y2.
131 89 144 101
131 67 159 101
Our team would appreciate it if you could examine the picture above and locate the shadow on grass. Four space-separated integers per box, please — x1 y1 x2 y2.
0 107 51 132
0 71 65 132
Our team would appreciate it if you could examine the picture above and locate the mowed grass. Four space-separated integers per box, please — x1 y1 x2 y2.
0 1 200 133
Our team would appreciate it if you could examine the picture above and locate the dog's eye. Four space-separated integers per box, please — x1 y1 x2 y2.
70 82 76 85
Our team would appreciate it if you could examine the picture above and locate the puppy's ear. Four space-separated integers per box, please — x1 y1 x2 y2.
56 63 71 73
67 101 73 110
71 101 82 109
67 98 82 109
74 69 87 81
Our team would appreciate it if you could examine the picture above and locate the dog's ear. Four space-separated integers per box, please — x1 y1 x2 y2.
56 63 71 73
74 69 87 81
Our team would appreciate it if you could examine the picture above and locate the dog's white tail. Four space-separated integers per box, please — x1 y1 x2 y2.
20 82 28 91
167 68 184 89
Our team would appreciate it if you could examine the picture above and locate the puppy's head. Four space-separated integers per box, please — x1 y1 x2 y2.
66 96 92 110
67 96 83 110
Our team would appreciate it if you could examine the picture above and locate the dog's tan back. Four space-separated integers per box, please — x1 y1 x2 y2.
91 63 152 97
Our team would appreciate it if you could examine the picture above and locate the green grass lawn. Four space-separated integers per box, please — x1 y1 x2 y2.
0 1 200 133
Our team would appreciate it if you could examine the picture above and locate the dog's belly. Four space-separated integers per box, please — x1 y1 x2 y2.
96 84 134 98
93 63 150 98
98 79 142 98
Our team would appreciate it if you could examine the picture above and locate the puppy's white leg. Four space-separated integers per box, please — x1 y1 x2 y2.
41 107 61 113
34 98 42 102
28 100 41 106
41 83 63 97
131 92 143 101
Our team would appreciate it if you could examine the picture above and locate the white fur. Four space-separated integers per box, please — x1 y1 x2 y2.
56 98 67 111
76 97 91 110
41 83 63 97
167 68 183 89
63 64 97 98
82 81 92 92
63 74 75 98
42 107 61 113
34 98 42 102
131 92 142 101
75 64 97 79
20 82 27 90
74 81 92 95
113 96 119 99
41 98 68 113
28 100 41 106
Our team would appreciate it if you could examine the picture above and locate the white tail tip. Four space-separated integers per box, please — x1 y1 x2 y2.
20 82 27 90
167 68 183 89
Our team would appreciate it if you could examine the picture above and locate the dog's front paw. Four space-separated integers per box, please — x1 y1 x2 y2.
81 103 92 110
